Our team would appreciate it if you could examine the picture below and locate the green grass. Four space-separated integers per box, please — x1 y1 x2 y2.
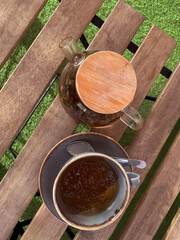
1 0 179 239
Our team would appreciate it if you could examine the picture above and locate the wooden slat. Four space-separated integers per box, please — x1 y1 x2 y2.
0 1 144 239
126 63 180 169
0 98 77 240
0 2 177 240
0 0 48 68
0 0 104 159
21 204 68 240
119 133 180 240
163 209 180 240
91 25 177 140
75 30 178 240
89 0 144 52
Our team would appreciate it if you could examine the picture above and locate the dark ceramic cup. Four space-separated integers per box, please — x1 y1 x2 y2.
39 132 133 229
53 151 130 230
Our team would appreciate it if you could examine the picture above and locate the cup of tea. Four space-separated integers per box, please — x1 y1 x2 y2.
53 152 130 230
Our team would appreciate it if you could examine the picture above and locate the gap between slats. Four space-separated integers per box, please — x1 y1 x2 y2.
156 192 180 240
0 2 177 240
0 0 104 160
118 131 180 240
5 1 145 239
0 0 105 239
163 208 180 240
109 118 180 240
0 0 48 69
75 26 177 240
111 63 180 240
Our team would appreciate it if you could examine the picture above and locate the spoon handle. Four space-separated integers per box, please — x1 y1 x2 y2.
113 157 146 169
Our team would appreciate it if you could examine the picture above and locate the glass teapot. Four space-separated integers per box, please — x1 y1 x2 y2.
59 37 143 130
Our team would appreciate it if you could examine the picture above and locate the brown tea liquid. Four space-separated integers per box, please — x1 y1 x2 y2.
58 156 118 215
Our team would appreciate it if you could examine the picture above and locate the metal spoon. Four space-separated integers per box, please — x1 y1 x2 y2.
67 140 146 169
66 140 142 187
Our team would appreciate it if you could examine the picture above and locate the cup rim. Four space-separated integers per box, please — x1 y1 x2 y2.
38 132 131 222
53 151 130 230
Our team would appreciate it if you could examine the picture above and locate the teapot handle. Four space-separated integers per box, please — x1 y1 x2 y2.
120 105 143 131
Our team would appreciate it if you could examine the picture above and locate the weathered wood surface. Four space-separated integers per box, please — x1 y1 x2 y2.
0 97 77 240
75 30 178 240
0 1 107 238
0 0 48 68
89 0 144 53
163 209 180 240
0 0 104 159
91 25 177 139
21 204 67 240
119 132 180 240
0 0 178 239
14 1 144 239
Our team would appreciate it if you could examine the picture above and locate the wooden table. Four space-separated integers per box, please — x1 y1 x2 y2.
0 0 179 239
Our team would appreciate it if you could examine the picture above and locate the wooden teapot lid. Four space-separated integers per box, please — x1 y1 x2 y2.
76 51 137 114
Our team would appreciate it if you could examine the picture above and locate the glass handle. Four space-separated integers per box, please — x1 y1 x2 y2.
126 172 140 187
120 105 143 131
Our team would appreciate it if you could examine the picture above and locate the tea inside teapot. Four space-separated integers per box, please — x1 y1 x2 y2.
59 38 120 127
59 37 143 130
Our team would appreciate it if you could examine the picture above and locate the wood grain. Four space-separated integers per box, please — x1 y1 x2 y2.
89 0 144 52
126 62 180 167
0 97 77 240
0 1 144 239
119 133 180 240
0 0 48 68
21 204 67 240
0 0 104 159
91 25 177 139
76 51 137 114
0 0 104 238
1 0 177 239
163 209 180 240
75 33 178 240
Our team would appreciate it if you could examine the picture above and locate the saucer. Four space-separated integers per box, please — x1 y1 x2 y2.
39 132 131 221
